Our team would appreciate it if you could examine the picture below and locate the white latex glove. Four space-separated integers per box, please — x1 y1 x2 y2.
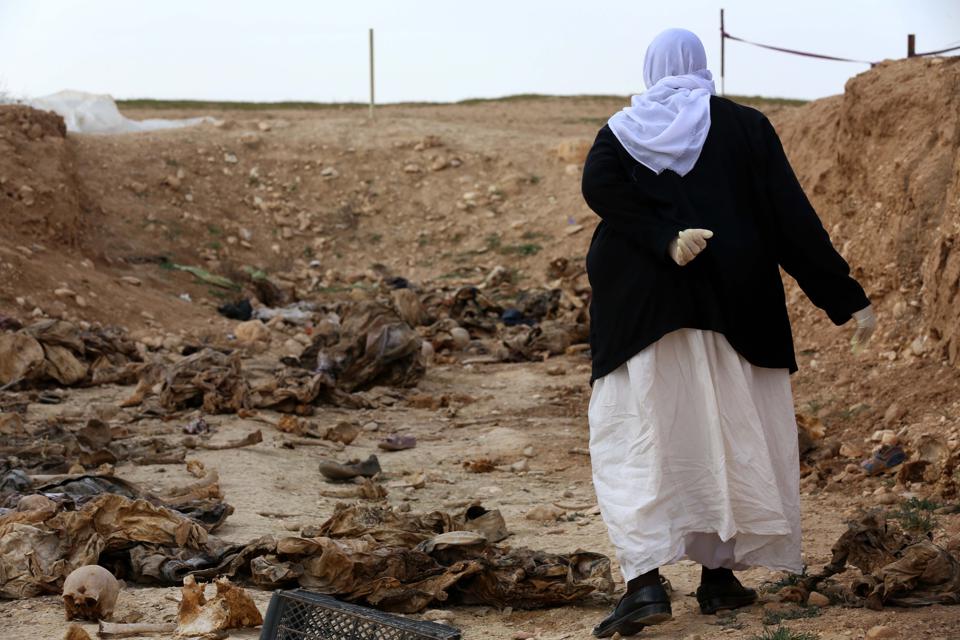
850 305 877 354
668 228 714 266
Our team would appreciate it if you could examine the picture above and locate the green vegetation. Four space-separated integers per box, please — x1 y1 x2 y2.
481 232 541 257
750 628 819 640
760 569 809 594
762 606 821 626
890 497 940 534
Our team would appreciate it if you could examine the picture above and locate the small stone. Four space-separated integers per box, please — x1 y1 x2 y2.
258 121 272 131
839 442 863 458
18 185 35 206
239 133 261 149
235 319 270 344
866 626 899 639
876 492 899 505
421 341 435 361
362 421 379 432
510 458 529 473
321 167 339 178
54 288 77 298
807 591 830 607
525 504 565 522
883 402 906 427
422 609 455 622
224 152 238 164
511 633 534 640
403 163 422 173
119 276 142 286
522 445 535 458
564 224 584 236
450 327 470 350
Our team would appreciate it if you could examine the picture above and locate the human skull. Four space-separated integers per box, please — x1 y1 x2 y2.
62 565 120 621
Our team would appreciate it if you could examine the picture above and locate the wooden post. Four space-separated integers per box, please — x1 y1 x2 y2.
907 34 916 57
720 9 725 96
369 28 375 119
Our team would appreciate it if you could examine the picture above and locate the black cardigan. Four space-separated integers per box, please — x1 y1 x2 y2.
582 96 869 383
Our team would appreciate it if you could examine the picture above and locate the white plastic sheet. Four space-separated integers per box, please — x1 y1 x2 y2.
26 90 213 134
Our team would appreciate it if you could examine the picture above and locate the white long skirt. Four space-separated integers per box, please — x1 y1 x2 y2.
588 329 803 582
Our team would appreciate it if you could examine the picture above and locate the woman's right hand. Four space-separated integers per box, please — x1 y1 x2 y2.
669 228 714 266
850 305 877 354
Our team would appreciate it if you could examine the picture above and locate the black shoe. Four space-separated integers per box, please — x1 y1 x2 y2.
696 580 758 615
592 583 672 638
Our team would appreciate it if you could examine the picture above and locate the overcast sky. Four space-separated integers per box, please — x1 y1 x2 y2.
1 0 957 103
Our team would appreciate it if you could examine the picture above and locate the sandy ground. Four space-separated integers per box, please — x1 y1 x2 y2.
3 60 960 639
3 354 959 639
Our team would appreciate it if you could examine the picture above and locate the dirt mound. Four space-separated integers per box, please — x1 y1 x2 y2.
774 56 960 364
0 105 90 245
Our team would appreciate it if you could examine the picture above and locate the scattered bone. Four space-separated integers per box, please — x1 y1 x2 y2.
174 576 263 638
97 621 177 638
64 624 93 640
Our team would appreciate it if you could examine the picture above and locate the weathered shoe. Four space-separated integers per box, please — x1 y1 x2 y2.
592 583 672 638
318 454 381 481
696 580 758 614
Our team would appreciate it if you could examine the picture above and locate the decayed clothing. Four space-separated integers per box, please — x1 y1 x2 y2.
588 329 802 581
582 99 869 383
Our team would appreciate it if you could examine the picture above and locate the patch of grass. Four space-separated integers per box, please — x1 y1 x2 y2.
207 224 223 236
530 175 542 185
750 627 819 640
481 232 541 257
501 243 542 256
241 266 268 280
890 497 940 534
520 230 547 241
368 233 383 244
760 569 809 594
207 241 222 250
800 399 825 415
762 606 821 626
902 497 941 511
207 287 229 300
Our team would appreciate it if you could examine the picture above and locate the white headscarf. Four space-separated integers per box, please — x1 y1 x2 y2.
608 28 716 177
